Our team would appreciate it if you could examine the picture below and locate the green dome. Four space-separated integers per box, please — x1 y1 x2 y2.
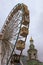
27 60 39 65
29 44 34 49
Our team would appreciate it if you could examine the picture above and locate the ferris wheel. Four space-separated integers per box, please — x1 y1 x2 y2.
1 3 30 65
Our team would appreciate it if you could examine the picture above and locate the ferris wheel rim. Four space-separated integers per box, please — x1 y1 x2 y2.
1 3 29 65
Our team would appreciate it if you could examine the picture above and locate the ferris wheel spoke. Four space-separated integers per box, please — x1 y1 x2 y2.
4 18 22 36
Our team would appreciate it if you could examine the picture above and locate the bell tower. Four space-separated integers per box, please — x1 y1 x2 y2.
27 37 37 60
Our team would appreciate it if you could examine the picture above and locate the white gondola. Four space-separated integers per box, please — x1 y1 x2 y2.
0 33 3 40
16 40 25 50
22 16 29 25
20 27 28 37
10 54 20 64
23 4 29 15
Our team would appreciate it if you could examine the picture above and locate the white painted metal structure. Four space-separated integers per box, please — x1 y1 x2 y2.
0 3 30 65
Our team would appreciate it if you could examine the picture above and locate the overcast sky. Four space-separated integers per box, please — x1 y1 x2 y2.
0 0 43 62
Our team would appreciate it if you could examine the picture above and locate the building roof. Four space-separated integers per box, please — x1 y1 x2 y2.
21 56 43 65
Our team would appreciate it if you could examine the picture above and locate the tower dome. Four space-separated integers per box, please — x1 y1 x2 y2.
30 37 34 42
29 37 34 49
